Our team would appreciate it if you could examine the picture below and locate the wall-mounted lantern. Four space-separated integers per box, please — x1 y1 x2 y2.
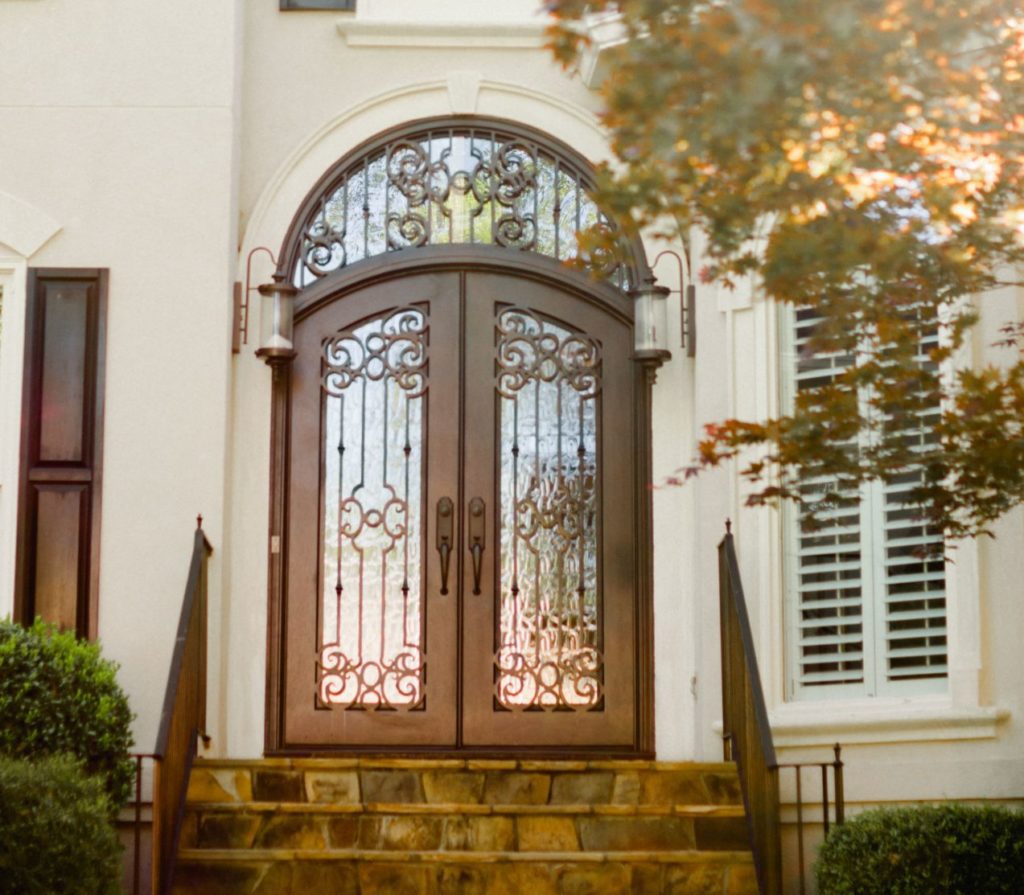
630 273 672 366
256 273 298 363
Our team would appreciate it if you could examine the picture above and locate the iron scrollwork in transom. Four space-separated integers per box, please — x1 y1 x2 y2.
292 123 634 290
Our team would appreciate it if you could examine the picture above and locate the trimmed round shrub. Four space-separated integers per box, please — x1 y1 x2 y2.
816 804 1024 895
0 755 122 895
0 618 134 807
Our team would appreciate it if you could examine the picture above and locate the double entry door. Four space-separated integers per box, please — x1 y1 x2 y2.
283 266 638 751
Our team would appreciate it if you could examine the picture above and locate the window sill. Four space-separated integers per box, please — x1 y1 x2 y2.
769 698 1009 748
336 19 547 49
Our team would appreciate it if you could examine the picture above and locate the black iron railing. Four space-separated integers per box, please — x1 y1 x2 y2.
124 752 157 895
778 748 845 895
131 521 212 895
719 525 783 895
719 524 845 895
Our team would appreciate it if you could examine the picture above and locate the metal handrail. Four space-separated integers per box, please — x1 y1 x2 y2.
719 524 845 895
150 521 213 895
778 748 845 895
719 525 782 895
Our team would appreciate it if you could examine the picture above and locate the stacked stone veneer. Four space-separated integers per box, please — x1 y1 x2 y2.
173 758 757 894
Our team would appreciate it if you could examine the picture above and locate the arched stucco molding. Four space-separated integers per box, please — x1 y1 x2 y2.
223 73 693 759
0 190 61 259
240 77 613 276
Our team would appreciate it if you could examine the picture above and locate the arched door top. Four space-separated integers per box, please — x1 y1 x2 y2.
278 116 645 292
293 245 636 328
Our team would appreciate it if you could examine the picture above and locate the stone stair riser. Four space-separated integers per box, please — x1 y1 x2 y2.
175 759 755 895
172 856 758 895
187 763 742 809
183 808 748 853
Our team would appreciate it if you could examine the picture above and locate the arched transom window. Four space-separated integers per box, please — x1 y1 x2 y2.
286 118 636 289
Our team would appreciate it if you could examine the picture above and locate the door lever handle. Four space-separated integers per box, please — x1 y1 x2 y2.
468 497 485 595
436 497 454 594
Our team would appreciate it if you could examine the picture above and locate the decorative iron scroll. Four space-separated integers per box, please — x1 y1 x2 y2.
318 307 428 709
495 308 603 710
293 123 632 289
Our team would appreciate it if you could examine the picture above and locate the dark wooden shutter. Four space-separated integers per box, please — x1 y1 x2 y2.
15 269 107 638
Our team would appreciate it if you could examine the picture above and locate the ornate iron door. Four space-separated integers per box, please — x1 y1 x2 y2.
282 267 637 750
461 271 636 747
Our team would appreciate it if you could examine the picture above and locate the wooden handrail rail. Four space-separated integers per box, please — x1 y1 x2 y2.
150 523 212 895
154 526 212 755
719 527 782 895
719 526 845 895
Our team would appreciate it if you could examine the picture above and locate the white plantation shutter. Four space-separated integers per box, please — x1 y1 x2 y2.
793 491 866 689
785 307 948 699
877 321 948 687
790 308 867 692
880 474 948 684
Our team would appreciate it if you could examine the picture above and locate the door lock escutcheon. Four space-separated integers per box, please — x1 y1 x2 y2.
436 497 454 594
468 497 486 595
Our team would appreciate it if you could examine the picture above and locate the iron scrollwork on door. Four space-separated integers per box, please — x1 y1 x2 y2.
318 307 429 710
292 122 635 290
495 307 604 711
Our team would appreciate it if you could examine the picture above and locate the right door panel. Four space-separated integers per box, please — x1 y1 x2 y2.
460 271 637 748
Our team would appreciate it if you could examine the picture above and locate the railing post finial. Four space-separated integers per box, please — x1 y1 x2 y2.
725 518 732 535
196 513 203 530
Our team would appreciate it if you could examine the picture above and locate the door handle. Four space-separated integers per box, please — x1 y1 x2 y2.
436 497 454 594
468 497 485 595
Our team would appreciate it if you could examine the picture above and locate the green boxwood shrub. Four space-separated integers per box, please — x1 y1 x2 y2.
0 618 134 807
816 804 1024 895
0 755 122 895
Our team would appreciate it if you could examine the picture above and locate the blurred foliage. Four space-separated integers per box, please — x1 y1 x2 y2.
547 0 1024 538
0 755 122 895
815 804 1024 894
0 618 134 808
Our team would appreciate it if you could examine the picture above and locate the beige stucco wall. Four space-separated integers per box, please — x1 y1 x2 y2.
0 0 243 752
0 0 1020 837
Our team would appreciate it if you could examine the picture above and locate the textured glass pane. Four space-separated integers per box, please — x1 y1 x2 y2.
295 125 632 289
319 308 427 708
495 308 602 710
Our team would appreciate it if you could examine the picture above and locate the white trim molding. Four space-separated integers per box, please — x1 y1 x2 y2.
0 192 59 618
242 78 607 276
0 190 61 259
573 10 628 88
337 20 547 49
771 698 1009 747
0 257 28 620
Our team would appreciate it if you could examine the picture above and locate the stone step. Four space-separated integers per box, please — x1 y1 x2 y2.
186 800 746 817
182 802 748 853
172 849 758 895
186 759 742 810
176 759 754 893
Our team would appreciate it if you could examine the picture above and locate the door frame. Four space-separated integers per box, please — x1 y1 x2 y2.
263 246 657 757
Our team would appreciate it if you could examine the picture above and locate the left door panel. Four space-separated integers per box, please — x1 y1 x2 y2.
284 272 460 747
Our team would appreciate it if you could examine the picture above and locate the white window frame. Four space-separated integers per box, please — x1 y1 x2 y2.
0 256 28 619
764 300 999 745
779 306 948 701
